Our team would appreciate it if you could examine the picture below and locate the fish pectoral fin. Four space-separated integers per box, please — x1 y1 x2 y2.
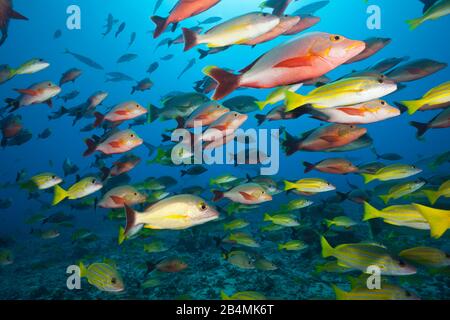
336 107 365 116
114 110 129 115
320 135 339 143
144 225 162 230
239 191 257 201
274 56 315 68
108 141 122 148
10 10 29 20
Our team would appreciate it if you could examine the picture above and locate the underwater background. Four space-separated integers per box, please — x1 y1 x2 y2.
0 0 449 300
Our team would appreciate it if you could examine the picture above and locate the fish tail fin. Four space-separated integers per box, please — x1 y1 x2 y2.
122 204 142 242
410 121 429 138
131 85 136 94
360 173 377 184
422 189 440 205
363 202 381 221
285 91 307 112
93 112 104 127
406 18 422 31
324 219 333 228
83 138 97 157
198 49 209 59
220 291 231 300
399 99 423 115
331 284 348 300
255 100 267 111
180 170 187 177
414 204 450 239
283 180 297 191
118 226 126 245
151 16 168 38
281 130 300 156
52 185 68 206
320 236 334 258
277 244 284 251
78 261 87 278
254 114 266 126
212 190 224 202
263 213 272 222
303 161 315 173
378 194 390 205
182 27 200 51
147 104 160 123
202 66 241 100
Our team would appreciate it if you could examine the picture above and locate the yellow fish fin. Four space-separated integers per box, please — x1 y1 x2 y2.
52 185 68 206
414 204 450 239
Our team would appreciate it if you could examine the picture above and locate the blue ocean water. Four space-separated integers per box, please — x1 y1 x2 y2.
0 0 449 300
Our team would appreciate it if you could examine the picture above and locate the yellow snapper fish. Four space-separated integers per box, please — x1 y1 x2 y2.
280 198 313 211
406 0 450 30
325 216 358 228
98 185 147 209
79 262 124 293
213 183 272 204
254 258 278 271
223 219 249 231
332 284 419 300
143 240 169 253
220 290 267 300
399 246 450 268
378 180 426 204
360 164 422 184
52 177 103 206
363 202 431 231
182 12 280 51
422 180 450 205
225 232 260 248
255 83 302 110
20 172 62 191
222 249 255 269
278 240 308 251
321 237 416 275
398 81 450 115
413 203 450 239
120 194 219 243
284 178 335 193
284 75 397 112
263 213 300 227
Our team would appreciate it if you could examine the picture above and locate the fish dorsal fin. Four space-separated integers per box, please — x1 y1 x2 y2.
239 53 265 74
420 0 439 13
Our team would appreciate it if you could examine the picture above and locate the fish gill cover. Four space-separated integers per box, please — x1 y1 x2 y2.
0 0 449 301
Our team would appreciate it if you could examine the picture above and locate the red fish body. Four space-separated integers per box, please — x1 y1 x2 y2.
151 0 220 38
204 32 365 100
84 130 143 156
94 101 147 127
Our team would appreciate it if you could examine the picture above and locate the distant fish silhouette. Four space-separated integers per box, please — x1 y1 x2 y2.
64 49 104 70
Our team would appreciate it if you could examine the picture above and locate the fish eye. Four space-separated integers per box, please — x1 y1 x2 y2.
234 113 238 117
91 179 96 184
48 83 52 87
51 175 56 179
136 104 139 108
399 260 406 267
405 291 412 297
111 277 117 284
330 35 342 42
199 201 207 210
262 13 268 17
134 192 137 196
130 134 135 138
380 101 386 105
378 78 384 84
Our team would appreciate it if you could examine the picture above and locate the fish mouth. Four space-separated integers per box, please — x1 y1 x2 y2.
346 40 366 54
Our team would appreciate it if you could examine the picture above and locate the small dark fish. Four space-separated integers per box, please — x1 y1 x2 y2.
178 58 196 79
386 59 447 83
131 78 153 94
58 90 79 103
223 96 259 114
198 17 222 25
59 68 82 86
160 54 174 61
63 158 79 177
371 148 403 161
180 165 207 177
53 29 62 39
147 62 159 74
0 198 12 209
64 49 104 70
43 212 74 224
38 128 52 139
115 22 126 38
117 53 138 63
128 32 136 48
261 0 293 16
5 128 32 146
106 72 134 82
48 106 69 120
103 14 118 37
155 37 172 51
